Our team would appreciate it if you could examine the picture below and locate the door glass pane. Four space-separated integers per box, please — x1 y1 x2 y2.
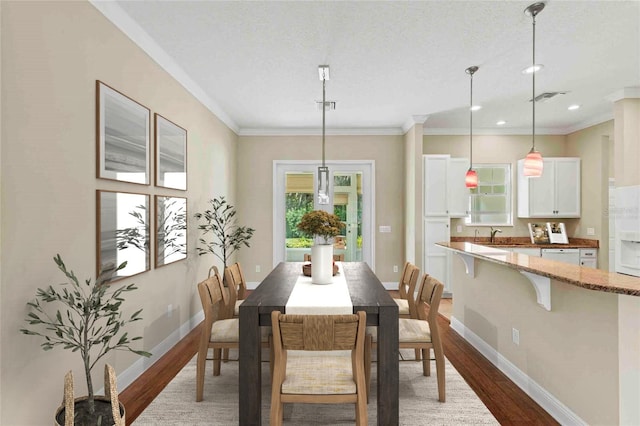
333 172 363 262
284 172 314 261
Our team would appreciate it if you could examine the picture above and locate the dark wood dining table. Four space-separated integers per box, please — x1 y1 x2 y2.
239 261 399 425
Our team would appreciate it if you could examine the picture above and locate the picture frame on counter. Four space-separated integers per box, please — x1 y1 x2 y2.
528 222 550 244
546 222 569 244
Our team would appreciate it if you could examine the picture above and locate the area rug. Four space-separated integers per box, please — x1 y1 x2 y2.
134 350 498 425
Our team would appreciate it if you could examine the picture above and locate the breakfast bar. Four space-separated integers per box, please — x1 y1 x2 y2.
437 241 640 425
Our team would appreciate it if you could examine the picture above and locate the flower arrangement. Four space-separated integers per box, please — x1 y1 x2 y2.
296 210 344 244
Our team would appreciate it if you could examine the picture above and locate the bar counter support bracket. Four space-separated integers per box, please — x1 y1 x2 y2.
519 271 551 311
456 253 476 277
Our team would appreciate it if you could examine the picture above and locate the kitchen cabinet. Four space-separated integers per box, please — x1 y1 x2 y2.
423 217 451 296
423 155 470 218
511 247 541 257
541 248 580 265
517 157 581 218
580 248 598 268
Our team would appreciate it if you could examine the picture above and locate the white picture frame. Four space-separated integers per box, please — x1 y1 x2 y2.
547 222 569 244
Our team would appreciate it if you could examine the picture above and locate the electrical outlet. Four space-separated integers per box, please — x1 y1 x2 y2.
255 265 261 273
167 304 173 318
512 328 520 345
587 227 595 236
393 265 398 273
456 225 462 233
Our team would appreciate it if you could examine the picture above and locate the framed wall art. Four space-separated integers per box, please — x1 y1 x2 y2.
155 114 187 190
155 195 187 268
97 190 150 282
97 81 150 185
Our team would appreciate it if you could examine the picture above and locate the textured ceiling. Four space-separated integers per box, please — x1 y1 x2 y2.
101 1 640 135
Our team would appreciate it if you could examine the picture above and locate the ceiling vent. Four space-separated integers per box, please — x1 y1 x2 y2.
530 91 567 103
316 101 336 111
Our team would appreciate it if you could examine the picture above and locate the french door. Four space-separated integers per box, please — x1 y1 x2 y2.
273 160 375 270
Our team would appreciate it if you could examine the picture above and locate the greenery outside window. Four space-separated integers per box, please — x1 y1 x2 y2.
465 164 512 226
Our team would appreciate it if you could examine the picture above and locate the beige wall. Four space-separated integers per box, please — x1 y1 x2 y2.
236 134 404 283
1 2 235 424
566 120 614 269
451 257 619 424
423 134 574 237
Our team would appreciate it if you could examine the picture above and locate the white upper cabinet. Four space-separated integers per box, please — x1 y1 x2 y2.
423 155 470 218
517 157 581 218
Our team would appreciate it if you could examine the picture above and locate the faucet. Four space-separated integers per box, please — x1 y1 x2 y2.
490 227 502 243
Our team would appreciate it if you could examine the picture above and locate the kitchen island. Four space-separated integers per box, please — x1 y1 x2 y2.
438 241 640 425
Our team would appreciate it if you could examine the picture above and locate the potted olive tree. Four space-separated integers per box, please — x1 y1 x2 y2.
297 210 344 284
194 196 255 270
21 254 151 425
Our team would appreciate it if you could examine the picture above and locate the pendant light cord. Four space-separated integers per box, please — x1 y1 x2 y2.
469 71 473 168
322 71 326 168
532 12 537 151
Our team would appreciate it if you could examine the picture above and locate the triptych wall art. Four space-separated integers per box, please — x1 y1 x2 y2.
96 81 188 282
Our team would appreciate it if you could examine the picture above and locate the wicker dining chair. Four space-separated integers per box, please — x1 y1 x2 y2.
195 272 269 402
270 310 369 425
368 274 446 402
392 262 420 319
223 262 248 317
303 253 345 262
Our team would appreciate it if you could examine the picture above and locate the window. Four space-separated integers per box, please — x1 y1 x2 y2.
465 164 512 226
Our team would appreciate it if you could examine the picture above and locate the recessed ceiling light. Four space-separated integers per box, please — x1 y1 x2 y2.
496 120 506 125
470 105 482 111
522 64 544 74
568 104 581 110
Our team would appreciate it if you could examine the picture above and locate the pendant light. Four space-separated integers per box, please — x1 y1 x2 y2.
465 66 479 188
522 2 546 177
317 65 330 204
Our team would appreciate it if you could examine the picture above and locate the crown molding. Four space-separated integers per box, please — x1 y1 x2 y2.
89 0 239 134
402 115 430 133
422 127 566 136
605 87 640 103
238 127 405 136
561 112 614 135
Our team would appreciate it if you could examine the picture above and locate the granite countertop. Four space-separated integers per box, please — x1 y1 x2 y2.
450 236 599 249
438 241 640 296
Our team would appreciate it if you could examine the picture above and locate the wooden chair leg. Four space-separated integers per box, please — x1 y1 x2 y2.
196 344 207 402
434 346 446 402
415 348 421 360
422 348 430 376
364 335 372 404
213 348 222 376
223 348 230 363
270 382 283 426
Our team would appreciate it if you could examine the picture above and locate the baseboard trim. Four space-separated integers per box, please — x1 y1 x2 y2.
98 309 204 394
450 316 586 426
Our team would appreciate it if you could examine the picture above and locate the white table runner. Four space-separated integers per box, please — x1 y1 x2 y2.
285 263 353 314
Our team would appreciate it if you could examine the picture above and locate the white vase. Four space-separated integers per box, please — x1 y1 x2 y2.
311 244 333 284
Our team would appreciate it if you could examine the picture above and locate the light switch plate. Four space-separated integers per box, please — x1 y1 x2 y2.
379 225 391 233
456 225 462 233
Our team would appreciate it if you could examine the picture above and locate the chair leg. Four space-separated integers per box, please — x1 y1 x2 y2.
213 348 222 376
270 383 283 426
364 335 372 404
223 348 230 363
434 346 446 402
414 348 421 361
196 344 207 402
422 348 430 376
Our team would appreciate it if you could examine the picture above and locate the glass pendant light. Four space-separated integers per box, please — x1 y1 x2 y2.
317 65 330 204
522 2 546 177
465 66 479 188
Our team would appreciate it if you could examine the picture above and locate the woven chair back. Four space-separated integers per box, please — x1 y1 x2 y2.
197 274 226 324
273 311 364 351
224 262 247 301
398 262 419 299
416 274 444 324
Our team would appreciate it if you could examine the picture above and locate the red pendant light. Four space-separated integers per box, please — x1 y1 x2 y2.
522 2 546 178
465 66 479 188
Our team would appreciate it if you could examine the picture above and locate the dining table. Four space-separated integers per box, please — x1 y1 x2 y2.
239 261 399 425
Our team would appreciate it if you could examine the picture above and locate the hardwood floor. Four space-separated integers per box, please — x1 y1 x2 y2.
120 292 558 425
